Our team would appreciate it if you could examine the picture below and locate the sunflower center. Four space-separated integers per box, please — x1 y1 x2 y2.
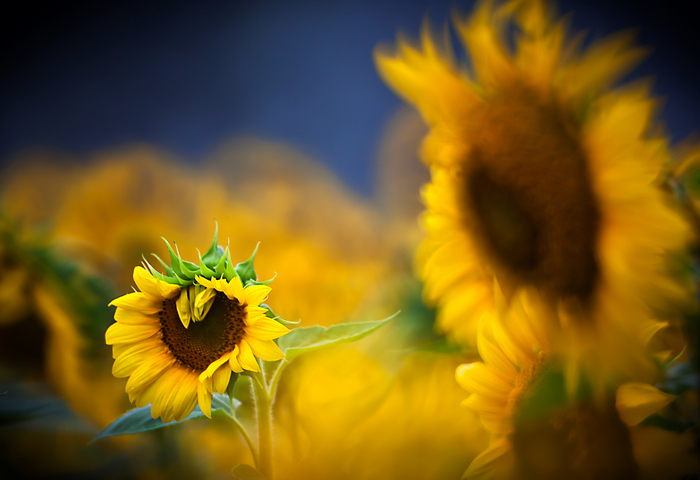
511 400 637 480
464 87 600 302
158 291 246 371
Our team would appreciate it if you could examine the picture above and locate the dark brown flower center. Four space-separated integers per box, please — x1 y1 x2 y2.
158 291 246 371
512 400 637 480
463 86 600 302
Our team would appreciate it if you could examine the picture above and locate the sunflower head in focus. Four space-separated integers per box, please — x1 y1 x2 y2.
106 227 290 422
375 0 692 386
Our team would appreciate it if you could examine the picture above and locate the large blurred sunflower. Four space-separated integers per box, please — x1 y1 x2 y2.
456 316 690 480
107 257 289 422
375 0 691 384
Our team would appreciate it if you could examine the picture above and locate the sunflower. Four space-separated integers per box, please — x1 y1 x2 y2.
106 234 290 422
456 316 682 480
375 0 691 385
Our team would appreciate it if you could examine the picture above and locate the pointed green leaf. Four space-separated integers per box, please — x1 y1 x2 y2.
179 259 200 280
235 243 260 284
232 464 267 480
201 224 222 268
92 394 239 442
278 314 397 360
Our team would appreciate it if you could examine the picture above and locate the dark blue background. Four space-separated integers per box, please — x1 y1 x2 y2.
1 0 699 196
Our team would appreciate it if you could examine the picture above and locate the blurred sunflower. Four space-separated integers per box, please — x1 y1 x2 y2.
375 0 691 385
107 242 289 422
456 316 691 480
0 215 121 426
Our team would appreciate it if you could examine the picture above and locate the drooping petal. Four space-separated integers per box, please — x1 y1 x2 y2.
246 337 285 362
199 354 231 382
237 340 261 372
197 380 213 418
616 382 676 426
133 266 180 300
212 365 232 394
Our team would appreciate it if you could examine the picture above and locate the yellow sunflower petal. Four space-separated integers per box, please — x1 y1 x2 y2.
199 353 231 382
229 346 244 373
616 382 676 426
172 374 199 422
197 380 213 418
112 343 164 377
133 266 180 300
109 292 162 314
212 365 232 394
114 308 159 325
223 276 245 301
456 362 512 399
105 322 159 345
245 317 290 341
237 340 261 372
242 284 271 307
246 337 285 362
125 355 176 393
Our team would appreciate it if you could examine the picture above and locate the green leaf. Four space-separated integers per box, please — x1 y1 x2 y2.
235 243 260 284
278 314 397 360
93 394 238 442
232 464 267 480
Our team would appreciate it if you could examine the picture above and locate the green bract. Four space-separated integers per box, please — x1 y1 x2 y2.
142 224 274 288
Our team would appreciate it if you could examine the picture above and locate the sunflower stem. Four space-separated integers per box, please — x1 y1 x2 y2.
252 369 273 479
268 359 288 401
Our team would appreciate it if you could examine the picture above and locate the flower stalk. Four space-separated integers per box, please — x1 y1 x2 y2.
252 369 274 479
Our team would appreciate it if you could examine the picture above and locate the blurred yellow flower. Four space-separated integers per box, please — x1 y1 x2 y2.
456 316 680 480
107 264 288 422
0 217 123 427
375 0 691 386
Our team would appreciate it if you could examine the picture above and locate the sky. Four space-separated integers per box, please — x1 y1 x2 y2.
1 0 699 196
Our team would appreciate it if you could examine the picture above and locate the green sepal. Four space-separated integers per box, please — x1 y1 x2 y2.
224 249 241 282
145 256 181 285
214 245 229 276
179 259 201 279
198 250 217 278
247 272 276 287
262 304 299 325
201 223 222 269
150 254 175 278
162 237 188 280
235 243 259 284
